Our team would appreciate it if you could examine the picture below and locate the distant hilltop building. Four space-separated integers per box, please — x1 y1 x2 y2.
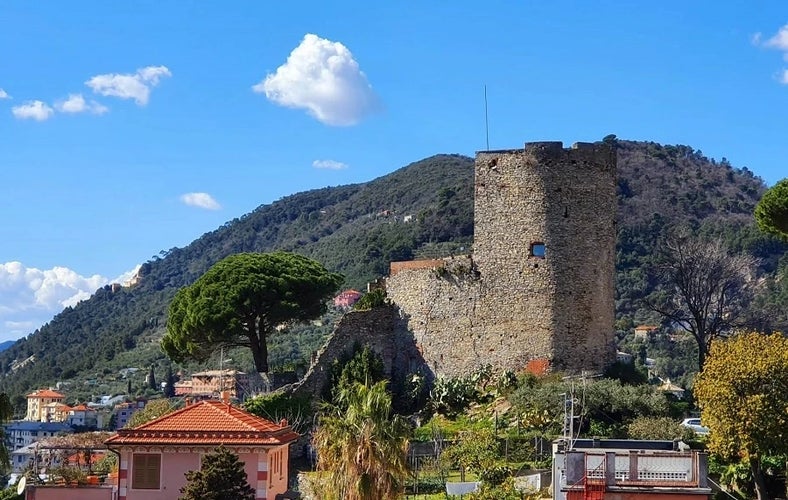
634 324 659 340
25 389 65 422
173 369 267 400
334 289 363 309
386 141 617 377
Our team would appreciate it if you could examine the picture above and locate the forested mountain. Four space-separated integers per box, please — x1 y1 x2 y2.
0 140 785 406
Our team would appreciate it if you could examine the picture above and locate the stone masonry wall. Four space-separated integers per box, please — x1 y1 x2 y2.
291 306 422 399
387 141 616 377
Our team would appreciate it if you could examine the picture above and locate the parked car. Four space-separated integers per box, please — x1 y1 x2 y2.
681 418 709 435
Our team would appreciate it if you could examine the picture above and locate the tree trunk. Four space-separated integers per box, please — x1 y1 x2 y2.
750 456 771 500
248 332 269 373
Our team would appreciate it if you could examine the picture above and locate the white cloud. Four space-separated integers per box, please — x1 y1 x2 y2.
312 159 349 170
11 100 54 121
179 192 222 210
254 33 379 126
0 88 10 99
86 65 171 105
55 93 109 115
756 24 788 84
0 262 108 340
763 24 788 50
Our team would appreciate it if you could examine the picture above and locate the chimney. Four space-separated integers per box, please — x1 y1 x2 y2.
220 391 230 404
279 418 288 427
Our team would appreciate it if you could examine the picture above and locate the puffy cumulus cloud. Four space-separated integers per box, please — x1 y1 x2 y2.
86 65 171 105
179 192 221 210
0 262 108 340
312 159 349 170
55 93 108 115
755 24 788 84
0 88 10 99
762 24 788 51
254 34 379 126
11 100 54 121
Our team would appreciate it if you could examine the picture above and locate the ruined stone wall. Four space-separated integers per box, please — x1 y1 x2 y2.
390 259 445 276
384 256 490 376
291 306 422 398
387 141 616 377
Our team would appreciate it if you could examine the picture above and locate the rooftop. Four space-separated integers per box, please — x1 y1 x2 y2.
5 421 73 432
105 400 298 447
27 389 65 399
191 369 245 377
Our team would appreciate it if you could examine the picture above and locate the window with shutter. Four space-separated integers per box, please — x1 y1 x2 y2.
132 453 161 489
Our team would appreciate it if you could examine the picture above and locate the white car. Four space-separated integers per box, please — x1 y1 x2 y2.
681 418 709 435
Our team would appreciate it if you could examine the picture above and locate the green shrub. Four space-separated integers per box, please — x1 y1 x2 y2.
627 416 695 441
352 289 389 311
469 476 541 500
243 392 312 433
325 345 387 406
0 488 22 500
430 376 478 417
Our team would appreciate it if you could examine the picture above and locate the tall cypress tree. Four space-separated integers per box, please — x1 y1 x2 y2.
179 446 255 500
147 364 157 390
164 365 176 398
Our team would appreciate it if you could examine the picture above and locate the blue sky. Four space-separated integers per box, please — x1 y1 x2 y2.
1 1 787 342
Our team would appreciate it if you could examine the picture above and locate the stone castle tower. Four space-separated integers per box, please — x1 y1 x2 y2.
386 141 617 376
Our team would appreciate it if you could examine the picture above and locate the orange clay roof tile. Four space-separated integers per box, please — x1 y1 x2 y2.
105 400 298 447
27 389 65 399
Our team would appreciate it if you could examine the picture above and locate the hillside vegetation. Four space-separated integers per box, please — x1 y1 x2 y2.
0 140 785 406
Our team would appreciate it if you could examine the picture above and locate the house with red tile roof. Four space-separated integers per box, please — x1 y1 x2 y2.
26 389 66 422
104 398 299 500
67 403 103 428
42 401 70 423
634 324 659 340
333 289 362 309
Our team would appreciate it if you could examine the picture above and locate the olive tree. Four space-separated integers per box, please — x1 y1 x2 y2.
125 399 176 428
162 252 343 373
694 333 788 500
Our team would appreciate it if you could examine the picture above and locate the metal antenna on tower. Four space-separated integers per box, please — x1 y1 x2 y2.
484 85 490 151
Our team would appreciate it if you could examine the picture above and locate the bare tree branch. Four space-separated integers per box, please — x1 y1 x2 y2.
646 232 758 369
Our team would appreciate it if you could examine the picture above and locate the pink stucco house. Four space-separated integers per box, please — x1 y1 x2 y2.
103 399 299 500
333 289 362 309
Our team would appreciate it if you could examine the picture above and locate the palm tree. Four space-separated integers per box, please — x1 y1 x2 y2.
312 381 410 500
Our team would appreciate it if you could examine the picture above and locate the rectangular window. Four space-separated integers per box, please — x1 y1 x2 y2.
132 453 161 489
269 452 275 487
529 242 546 258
